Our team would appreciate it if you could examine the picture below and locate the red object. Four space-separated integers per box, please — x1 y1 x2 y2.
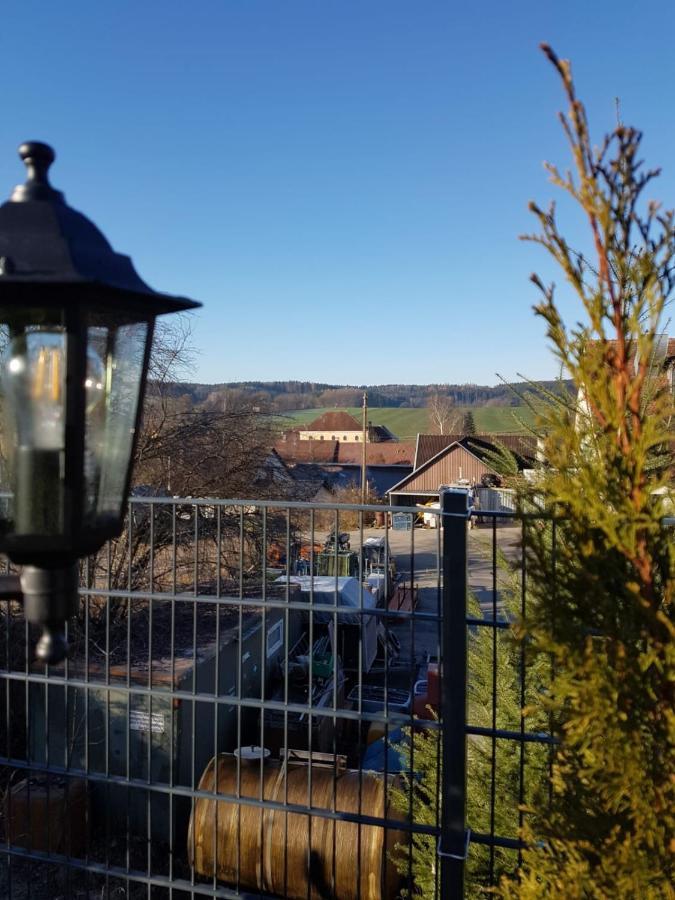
413 694 435 721
426 663 440 706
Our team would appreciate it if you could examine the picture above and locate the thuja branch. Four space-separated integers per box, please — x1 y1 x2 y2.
499 45 675 900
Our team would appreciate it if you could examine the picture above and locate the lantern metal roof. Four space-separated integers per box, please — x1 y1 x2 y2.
0 141 201 314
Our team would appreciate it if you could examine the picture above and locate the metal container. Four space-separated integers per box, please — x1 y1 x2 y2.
29 599 301 848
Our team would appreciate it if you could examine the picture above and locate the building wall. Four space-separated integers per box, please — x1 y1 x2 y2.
299 430 363 442
398 445 490 493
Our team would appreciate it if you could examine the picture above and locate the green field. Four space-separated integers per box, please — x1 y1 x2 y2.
278 406 539 440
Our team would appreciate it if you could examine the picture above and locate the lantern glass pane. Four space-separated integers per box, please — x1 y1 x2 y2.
0 313 68 536
85 319 148 523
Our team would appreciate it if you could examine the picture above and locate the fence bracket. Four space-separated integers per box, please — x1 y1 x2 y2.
438 828 472 861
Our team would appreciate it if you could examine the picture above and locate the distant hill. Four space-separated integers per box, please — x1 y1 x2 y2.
161 379 572 414
278 406 541 440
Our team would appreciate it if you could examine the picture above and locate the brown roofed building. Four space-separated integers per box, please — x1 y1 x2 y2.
296 410 397 443
390 434 538 507
414 433 538 468
303 411 361 432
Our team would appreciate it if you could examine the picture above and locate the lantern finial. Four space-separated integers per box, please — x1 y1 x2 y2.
11 141 63 203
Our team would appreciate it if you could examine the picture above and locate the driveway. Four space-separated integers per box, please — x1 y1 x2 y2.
339 521 523 662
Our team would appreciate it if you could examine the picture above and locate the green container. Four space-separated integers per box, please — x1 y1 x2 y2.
312 653 333 678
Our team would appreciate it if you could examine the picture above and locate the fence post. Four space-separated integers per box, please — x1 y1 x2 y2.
440 487 469 897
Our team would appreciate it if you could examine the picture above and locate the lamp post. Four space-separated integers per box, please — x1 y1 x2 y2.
0 141 200 663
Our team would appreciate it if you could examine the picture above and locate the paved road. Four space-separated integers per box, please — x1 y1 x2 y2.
340 522 523 663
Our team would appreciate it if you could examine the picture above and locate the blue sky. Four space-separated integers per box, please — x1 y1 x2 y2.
1 1 674 387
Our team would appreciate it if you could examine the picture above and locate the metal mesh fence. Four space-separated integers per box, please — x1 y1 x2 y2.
0 492 573 898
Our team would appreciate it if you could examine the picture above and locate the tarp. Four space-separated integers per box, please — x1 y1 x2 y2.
274 576 376 624
362 728 408 773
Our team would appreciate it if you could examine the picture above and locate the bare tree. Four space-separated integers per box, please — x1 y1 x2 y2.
83 317 288 608
427 393 461 434
134 318 279 499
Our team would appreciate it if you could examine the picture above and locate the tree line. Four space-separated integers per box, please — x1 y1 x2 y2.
157 378 573 412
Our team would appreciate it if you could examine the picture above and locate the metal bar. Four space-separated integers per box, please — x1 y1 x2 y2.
147 504 155 882
84 556 91 876
518 518 527 867
75 588 441 622
440 488 469 898
466 725 558 746
22 596 30 898
259 505 267 894
169 502 176 886
466 616 511 629
283 506 291 898
3 585 13 900
489 514 497 884
0 682 424 732
213 503 223 894
407 508 416 891
0 843 281 900
435 514 443 900
125 496 443 515
190 504 198 892
0 757 438 840
467 831 526 851
236 504 244 892
357 506 364 900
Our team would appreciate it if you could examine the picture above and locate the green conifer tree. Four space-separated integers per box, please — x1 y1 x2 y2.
499 46 675 899
462 411 477 436
389 554 549 898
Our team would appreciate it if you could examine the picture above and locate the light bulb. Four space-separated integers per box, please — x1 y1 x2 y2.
1 333 106 450
3 331 66 450
0 329 109 535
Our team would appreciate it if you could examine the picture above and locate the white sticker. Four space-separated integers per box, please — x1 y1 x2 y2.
129 709 165 734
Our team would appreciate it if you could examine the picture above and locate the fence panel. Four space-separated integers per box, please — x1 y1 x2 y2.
0 497 449 899
0 493 576 898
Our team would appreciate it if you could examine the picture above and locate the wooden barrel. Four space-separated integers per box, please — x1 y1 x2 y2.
188 755 406 900
5 775 88 857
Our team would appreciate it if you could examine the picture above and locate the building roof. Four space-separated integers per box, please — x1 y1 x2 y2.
368 424 398 442
274 434 338 463
287 463 337 499
336 441 415 465
252 450 295 492
275 436 414 466
290 462 413 499
415 433 538 468
303 411 362 432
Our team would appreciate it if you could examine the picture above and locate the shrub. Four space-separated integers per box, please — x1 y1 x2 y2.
499 45 675 899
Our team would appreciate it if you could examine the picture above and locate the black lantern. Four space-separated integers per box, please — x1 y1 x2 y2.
0 142 200 661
